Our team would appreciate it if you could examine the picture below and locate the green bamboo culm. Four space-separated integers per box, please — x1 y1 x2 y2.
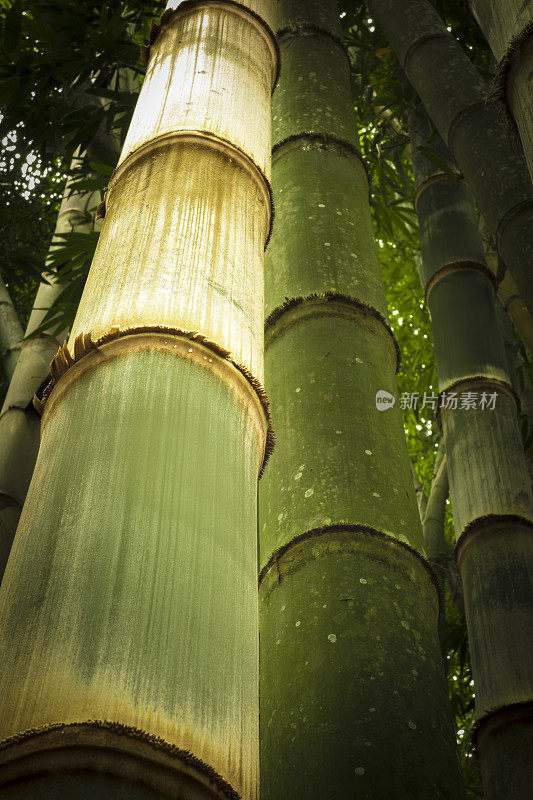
466 0 533 182
0 276 22 383
258 2 465 797
0 2 278 798
0 81 123 581
368 0 533 322
0 181 106 582
410 103 533 800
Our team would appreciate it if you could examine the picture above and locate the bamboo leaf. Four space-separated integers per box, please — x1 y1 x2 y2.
3 0 22 58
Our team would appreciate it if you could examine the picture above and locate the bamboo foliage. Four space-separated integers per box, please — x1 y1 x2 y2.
0 2 278 798
368 0 533 322
410 104 533 800
258 1 464 796
467 0 533 182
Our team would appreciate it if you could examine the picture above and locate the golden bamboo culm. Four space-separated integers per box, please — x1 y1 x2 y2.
0 2 278 798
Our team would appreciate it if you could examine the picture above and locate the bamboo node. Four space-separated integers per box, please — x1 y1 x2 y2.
140 1 280 91
107 130 275 250
0 720 242 800
424 260 495 302
276 23 351 73
454 514 533 565
435 376 520 429
471 700 533 752
272 132 371 200
265 292 401 373
259 524 444 621
38 326 275 478
149 20 161 44
490 22 533 150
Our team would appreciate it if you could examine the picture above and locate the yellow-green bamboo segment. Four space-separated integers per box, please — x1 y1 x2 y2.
258 1 464 797
368 0 533 323
467 0 533 183
0 2 278 798
411 104 533 800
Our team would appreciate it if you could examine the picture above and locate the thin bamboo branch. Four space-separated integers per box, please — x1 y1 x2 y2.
0 276 23 383
423 449 448 565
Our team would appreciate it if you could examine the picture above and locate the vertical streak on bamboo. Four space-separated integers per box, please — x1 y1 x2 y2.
411 104 533 800
258 2 465 797
0 275 23 382
0 3 277 798
368 0 533 321
467 0 533 183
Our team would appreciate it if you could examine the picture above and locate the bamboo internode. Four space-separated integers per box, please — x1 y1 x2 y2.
0 2 278 797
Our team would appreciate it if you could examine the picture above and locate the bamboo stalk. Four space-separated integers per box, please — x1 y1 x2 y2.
368 0 533 322
258 1 465 796
478 216 533 357
0 184 100 583
467 0 533 182
0 3 278 797
0 276 23 382
0 108 120 582
410 102 533 800
423 445 448 567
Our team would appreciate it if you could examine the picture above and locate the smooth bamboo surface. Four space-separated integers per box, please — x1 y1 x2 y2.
427 270 508 390
259 2 465 797
0 410 39 579
368 0 533 319
443 394 533 532
266 143 386 320
273 34 355 146
261 302 420 564
260 531 460 799
276 0 343 35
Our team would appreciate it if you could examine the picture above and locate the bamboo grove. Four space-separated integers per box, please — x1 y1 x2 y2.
0 0 531 798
